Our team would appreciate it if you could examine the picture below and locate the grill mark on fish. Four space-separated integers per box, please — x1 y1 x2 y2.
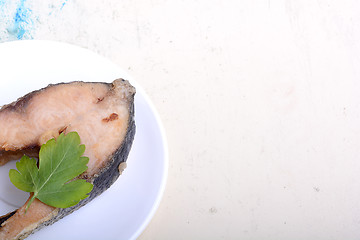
58 126 68 134
102 113 119 122
96 97 104 103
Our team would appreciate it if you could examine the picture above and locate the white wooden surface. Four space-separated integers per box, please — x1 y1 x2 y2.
3 0 360 239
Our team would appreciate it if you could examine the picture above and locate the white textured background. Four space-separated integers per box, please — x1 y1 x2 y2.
2 0 360 239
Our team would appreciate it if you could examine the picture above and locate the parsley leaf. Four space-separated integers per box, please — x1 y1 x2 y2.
9 132 93 209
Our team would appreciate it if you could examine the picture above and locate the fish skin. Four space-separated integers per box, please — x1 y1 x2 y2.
0 79 136 239
0 211 16 226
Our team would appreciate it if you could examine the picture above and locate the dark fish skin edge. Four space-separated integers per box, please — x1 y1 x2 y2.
0 80 136 239
0 211 16 226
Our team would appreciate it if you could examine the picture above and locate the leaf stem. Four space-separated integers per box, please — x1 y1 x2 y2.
25 193 37 213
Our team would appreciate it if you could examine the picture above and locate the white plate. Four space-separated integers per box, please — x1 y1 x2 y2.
0 40 168 240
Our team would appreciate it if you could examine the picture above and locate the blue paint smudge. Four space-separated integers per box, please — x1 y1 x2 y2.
13 0 33 40
0 0 69 42
60 0 68 10
49 0 68 16
4 0 34 40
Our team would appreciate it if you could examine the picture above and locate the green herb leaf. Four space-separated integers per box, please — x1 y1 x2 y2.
9 132 93 209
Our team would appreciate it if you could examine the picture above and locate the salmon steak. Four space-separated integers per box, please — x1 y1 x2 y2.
0 79 136 239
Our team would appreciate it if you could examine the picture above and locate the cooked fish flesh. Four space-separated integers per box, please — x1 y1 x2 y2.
0 79 136 239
